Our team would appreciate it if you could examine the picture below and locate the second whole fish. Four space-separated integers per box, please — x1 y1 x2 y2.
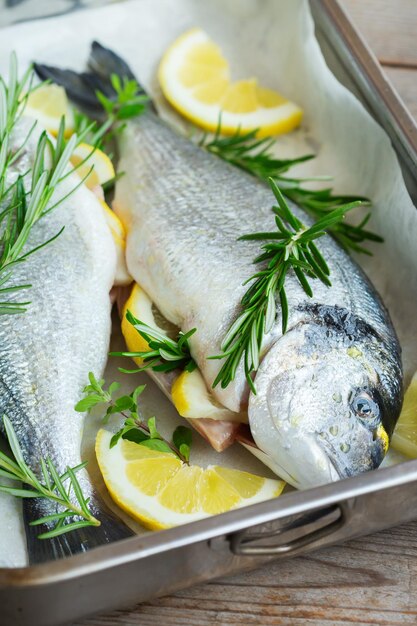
0 117 134 563
37 43 404 489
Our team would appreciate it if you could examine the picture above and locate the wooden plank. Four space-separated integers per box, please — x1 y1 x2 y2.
78 521 417 626
385 67 417 122
341 0 417 66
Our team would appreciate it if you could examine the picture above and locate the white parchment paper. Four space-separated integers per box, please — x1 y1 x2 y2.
0 0 416 567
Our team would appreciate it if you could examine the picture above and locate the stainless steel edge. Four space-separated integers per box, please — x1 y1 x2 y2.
2 460 417 624
1 1 417 623
2 458 417 587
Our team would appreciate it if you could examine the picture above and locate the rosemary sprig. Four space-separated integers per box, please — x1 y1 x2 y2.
0 415 99 540
75 373 192 462
211 178 363 392
0 54 100 314
111 310 197 375
0 52 36 203
200 121 381 254
0 117 93 314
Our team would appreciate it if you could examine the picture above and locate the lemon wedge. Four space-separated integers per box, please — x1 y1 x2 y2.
100 200 126 241
24 84 75 136
172 369 247 423
121 283 175 365
99 201 131 286
159 28 303 137
96 430 285 529
70 143 115 192
392 372 417 458
121 283 246 422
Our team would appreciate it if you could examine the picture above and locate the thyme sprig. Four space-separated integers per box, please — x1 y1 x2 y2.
111 310 197 375
211 178 363 392
200 121 381 255
72 73 148 157
0 415 100 540
75 373 192 462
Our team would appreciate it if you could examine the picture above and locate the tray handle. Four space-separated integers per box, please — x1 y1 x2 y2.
229 502 349 557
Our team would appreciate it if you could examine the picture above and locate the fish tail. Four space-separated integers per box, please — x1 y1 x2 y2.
34 41 150 118
23 496 134 564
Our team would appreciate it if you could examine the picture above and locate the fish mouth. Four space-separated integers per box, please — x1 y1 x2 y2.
314 430 386 480
301 435 343 486
314 436 349 480
253 436 342 490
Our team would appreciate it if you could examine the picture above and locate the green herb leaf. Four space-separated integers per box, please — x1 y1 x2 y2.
132 384 146 405
79 375 193 464
115 395 134 412
147 416 162 439
121 428 149 445
74 394 103 412
173 426 193 451
179 443 190 463
108 381 121 396
110 428 127 449
139 439 174 455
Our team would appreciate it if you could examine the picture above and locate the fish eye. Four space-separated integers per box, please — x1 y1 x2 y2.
351 391 380 420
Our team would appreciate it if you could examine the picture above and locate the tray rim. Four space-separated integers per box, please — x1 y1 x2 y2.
0 0 417 589
2 454 417 587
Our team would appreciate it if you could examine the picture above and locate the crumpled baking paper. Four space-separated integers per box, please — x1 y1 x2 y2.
0 0 416 567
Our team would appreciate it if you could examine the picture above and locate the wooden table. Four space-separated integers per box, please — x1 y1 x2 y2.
79 2 417 624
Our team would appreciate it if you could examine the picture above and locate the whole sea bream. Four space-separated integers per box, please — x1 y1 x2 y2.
0 118 133 563
37 43 403 490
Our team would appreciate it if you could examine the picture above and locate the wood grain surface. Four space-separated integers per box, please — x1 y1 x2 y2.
77 2 417 624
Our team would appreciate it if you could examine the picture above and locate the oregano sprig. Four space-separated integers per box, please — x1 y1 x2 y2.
75 373 193 463
72 73 149 156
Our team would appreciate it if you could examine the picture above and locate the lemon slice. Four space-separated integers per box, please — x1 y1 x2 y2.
121 283 176 365
96 430 285 529
24 84 75 136
70 143 115 191
100 201 131 286
172 369 247 423
159 28 303 137
392 372 417 458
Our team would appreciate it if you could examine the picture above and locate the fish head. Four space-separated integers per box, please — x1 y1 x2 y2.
248 319 402 489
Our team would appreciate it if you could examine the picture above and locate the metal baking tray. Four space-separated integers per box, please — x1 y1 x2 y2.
1 1 417 624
